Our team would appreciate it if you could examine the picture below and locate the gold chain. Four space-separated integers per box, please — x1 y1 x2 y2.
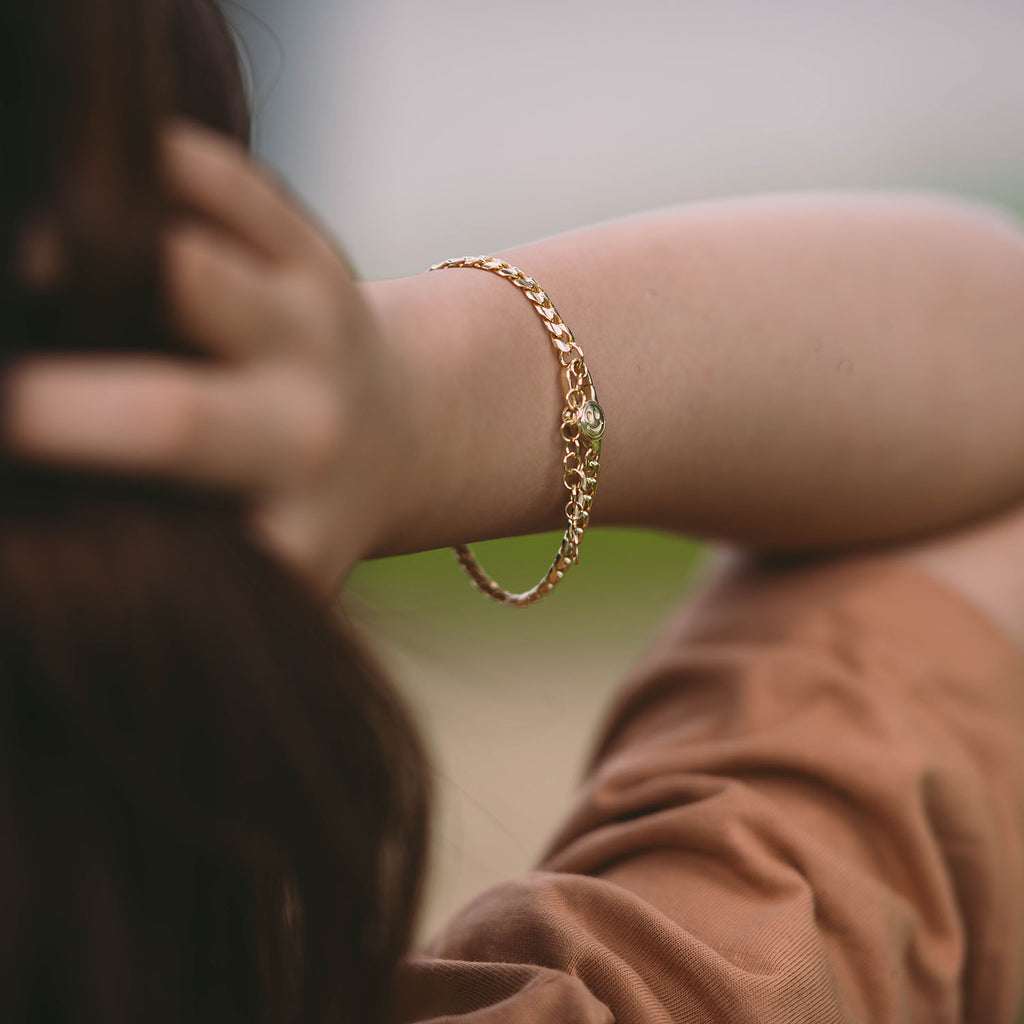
427 256 605 606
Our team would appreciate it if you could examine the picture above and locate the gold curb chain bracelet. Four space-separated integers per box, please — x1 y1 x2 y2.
427 256 605 606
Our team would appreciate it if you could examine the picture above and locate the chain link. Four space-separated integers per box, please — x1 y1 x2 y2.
428 256 605 606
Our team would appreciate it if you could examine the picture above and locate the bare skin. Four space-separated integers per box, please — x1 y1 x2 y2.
5 121 1024 646
369 191 1024 555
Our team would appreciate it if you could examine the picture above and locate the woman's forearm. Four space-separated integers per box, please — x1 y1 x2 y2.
365 191 1024 557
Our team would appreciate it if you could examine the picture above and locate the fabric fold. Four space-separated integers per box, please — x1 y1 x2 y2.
398 555 1024 1023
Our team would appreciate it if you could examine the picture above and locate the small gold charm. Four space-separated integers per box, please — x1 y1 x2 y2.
579 400 606 449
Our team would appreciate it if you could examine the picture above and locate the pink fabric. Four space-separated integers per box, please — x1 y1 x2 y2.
397 556 1024 1023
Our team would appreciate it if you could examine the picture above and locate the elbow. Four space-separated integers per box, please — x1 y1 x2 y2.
896 189 1024 251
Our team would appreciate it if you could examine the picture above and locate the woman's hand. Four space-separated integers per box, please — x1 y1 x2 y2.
4 121 413 591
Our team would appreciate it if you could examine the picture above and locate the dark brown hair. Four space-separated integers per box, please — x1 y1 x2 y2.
0 3 430 1023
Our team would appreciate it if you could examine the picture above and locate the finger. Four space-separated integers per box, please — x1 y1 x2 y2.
161 120 336 268
164 222 293 360
2 356 335 491
250 493 354 596
249 498 322 586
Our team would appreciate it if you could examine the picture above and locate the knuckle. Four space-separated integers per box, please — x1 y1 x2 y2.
286 380 342 480
162 227 207 294
162 226 225 309
205 143 248 200
142 373 209 470
280 272 338 354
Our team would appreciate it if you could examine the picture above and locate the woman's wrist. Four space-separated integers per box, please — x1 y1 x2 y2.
360 269 568 560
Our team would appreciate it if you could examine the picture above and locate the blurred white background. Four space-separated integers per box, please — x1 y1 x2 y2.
228 0 1024 940
236 0 1024 281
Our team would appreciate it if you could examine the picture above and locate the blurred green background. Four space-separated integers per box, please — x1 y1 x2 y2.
348 528 705 639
